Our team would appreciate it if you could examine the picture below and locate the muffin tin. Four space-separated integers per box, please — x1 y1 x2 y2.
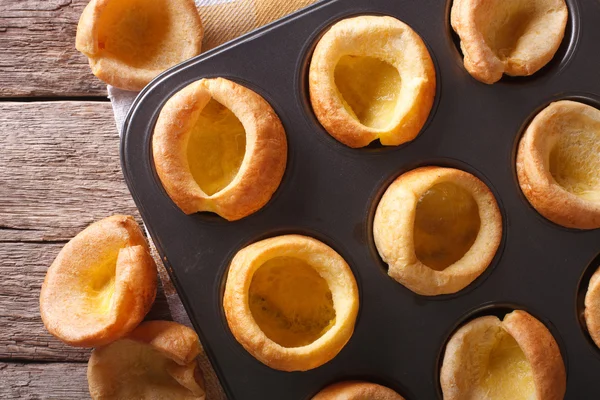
120 0 600 398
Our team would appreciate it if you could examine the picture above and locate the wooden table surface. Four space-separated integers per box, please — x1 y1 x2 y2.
0 1 225 397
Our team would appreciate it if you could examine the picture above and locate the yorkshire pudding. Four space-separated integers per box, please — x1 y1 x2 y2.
312 381 405 400
584 265 600 348
451 0 568 84
76 0 203 91
517 100 600 229
309 15 436 148
153 77 287 221
40 215 157 347
373 167 502 296
441 310 566 400
88 320 205 400
223 235 359 371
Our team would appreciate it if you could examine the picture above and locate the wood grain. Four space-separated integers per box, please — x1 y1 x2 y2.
1 241 171 362
0 362 89 399
0 101 225 399
2 241 90 362
0 102 133 242
1 357 224 400
0 101 168 362
0 0 105 97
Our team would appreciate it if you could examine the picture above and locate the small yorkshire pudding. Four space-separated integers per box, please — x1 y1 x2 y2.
223 235 359 371
584 265 600 348
373 167 502 296
441 310 566 400
75 0 203 91
153 77 287 221
40 215 156 347
451 0 568 84
517 100 600 229
88 320 205 400
312 381 405 400
309 15 436 148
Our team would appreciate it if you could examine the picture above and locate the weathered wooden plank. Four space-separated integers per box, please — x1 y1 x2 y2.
0 101 121 361
0 358 225 400
0 0 317 97
0 101 225 399
0 101 171 361
0 102 134 242
1 242 90 362
0 362 89 399
0 100 154 355
0 241 172 362
0 0 105 97
0 240 222 396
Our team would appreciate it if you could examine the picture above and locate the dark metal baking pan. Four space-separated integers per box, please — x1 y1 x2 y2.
121 0 600 398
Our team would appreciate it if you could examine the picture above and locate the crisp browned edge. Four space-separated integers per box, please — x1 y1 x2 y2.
516 100 600 229
152 77 288 221
312 381 405 400
308 15 436 148
222 234 359 372
75 0 204 91
374 166 503 295
39 215 157 347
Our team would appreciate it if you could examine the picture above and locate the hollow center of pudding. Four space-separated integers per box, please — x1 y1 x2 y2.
334 55 401 129
479 0 537 60
413 182 480 271
549 116 600 202
84 254 118 314
187 98 246 196
97 0 173 68
248 256 336 348
480 330 535 398
98 339 199 397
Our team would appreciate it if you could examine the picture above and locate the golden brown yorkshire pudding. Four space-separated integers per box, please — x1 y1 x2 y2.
309 15 436 148
451 0 568 84
40 215 157 347
153 77 287 221
312 381 405 400
517 100 600 229
441 310 566 400
76 0 203 91
88 320 205 400
584 266 600 349
223 235 359 371
374 167 502 296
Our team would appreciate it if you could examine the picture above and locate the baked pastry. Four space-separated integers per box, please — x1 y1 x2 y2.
309 15 436 148
584 265 600 348
451 0 568 84
223 234 359 371
153 77 287 221
440 310 566 400
312 381 405 400
517 100 600 229
76 0 203 91
40 215 157 347
88 320 205 400
373 167 502 296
